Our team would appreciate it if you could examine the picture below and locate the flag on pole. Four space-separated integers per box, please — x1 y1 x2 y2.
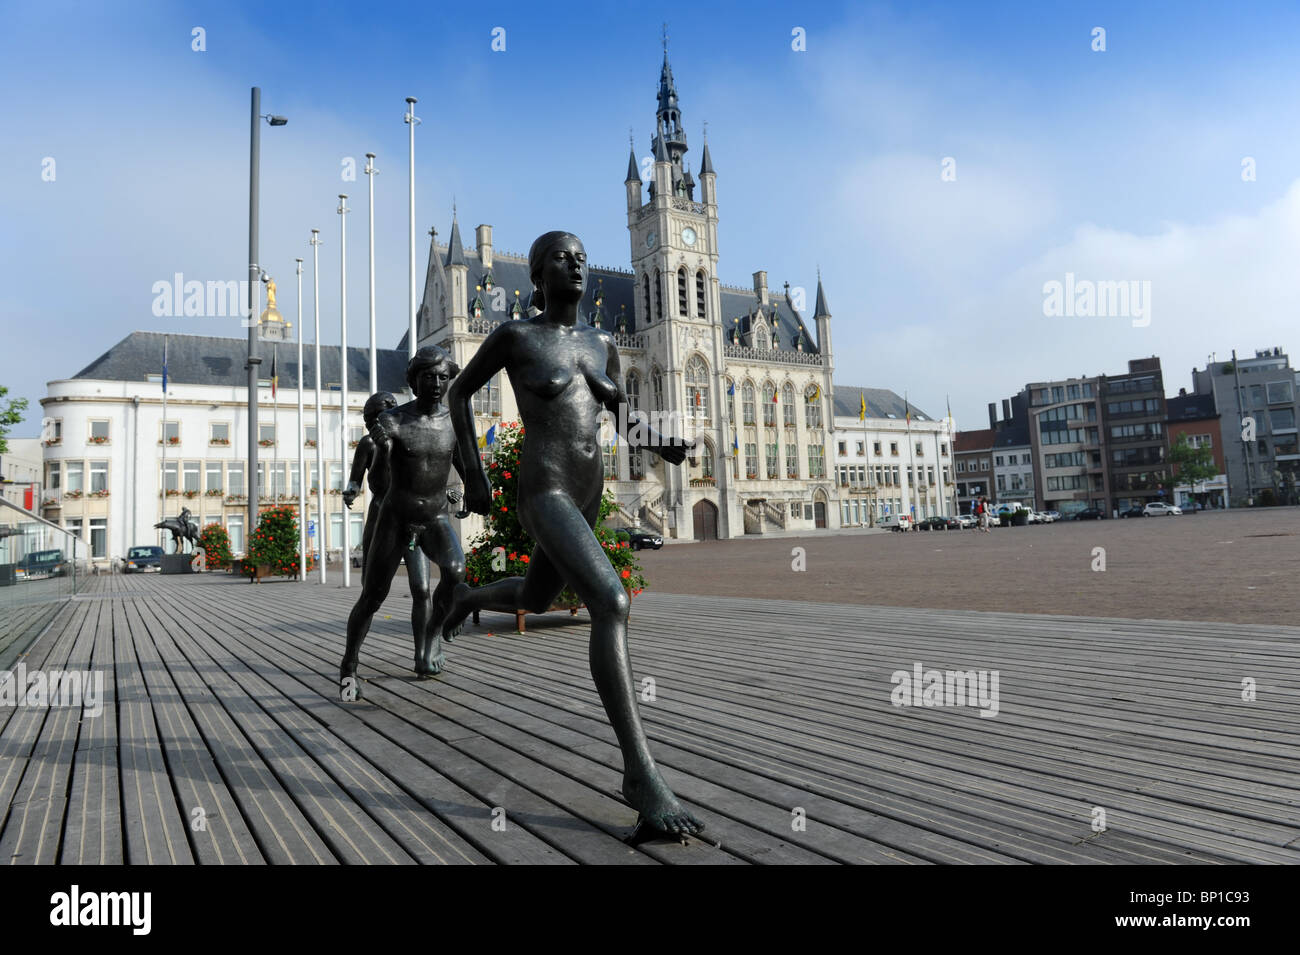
478 424 497 449
806 384 820 403
161 337 168 393
727 380 735 397
732 434 739 457
270 347 279 399
859 392 866 421
772 389 778 404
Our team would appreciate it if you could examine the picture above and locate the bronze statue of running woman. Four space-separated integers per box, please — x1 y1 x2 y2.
441 231 704 840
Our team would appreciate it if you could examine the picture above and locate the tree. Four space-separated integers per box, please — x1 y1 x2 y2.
1169 435 1218 487
462 421 647 606
0 386 28 455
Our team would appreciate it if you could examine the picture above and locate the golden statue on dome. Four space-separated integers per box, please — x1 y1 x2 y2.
259 275 293 341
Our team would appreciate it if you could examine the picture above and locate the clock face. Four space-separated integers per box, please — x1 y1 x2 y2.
682 227 697 246
645 231 657 249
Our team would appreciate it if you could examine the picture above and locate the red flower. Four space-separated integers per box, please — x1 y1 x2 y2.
621 569 631 579
500 506 507 512
503 471 512 479
508 552 517 560
521 555 529 564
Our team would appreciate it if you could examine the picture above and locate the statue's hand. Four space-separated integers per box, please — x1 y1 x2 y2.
654 436 695 467
343 482 361 509
464 472 492 515
369 419 393 448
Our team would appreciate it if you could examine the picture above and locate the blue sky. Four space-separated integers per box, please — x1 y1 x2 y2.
3 0 1299 434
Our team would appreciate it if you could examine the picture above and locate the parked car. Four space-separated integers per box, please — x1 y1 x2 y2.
1035 511 1056 524
1142 502 1182 517
916 516 949 531
942 516 963 530
1119 505 1145 519
613 529 664 550
956 514 977 529
15 549 68 579
878 513 913 532
123 545 164 573
1072 507 1105 520
1045 511 1062 522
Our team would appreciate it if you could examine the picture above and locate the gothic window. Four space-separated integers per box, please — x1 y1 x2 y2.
651 367 664 411
695 270 706 319
742 381 756 425
642 273 651 325
602 441 618 480
724 378 735 426
765 435 779 479
744 441 758 480
805 385 823 430
755 324 770 351
701 440 715 478
685 356 709 419
782 383 796 427
763 382 777 427
629 445 645 480
677 268 688 316
654 269 663 322
785 442 799 479
625 371 641 412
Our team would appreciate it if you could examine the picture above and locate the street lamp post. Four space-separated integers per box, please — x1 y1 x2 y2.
246 87 287 537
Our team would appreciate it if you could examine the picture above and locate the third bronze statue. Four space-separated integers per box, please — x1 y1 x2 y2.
441 230 704 840
340 350 467 693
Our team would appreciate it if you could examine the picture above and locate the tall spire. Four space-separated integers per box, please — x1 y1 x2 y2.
652 31 690 198
699 139 715 176
445 214 466 268
625 143 640 183
814 271 831 318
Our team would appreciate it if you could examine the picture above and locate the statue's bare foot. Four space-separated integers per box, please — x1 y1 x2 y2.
621 769 704 840
441 582 473 643
415 652 445 678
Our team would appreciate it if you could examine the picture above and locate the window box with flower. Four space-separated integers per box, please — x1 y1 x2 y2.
258 439 276 448
210 437 231 446
64 489 84 500
88 435 109 445
205 488 224 497
90 488 111 499
159 436 181 446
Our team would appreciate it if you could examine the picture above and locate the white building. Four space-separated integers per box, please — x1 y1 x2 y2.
39 331 398 565
830 388 956 526
991 424 1035 509
0 438 42 511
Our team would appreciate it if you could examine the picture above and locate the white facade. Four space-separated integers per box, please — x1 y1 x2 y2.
0 438 42 510
39 375 372 565
830 414 956 526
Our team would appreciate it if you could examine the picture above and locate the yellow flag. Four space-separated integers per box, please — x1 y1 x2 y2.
859 393 866 421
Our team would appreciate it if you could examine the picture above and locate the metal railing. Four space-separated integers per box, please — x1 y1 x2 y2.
0 497 84 670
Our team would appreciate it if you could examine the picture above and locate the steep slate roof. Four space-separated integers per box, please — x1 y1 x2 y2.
831 386 934 421
73 331 409 396
954 428 996 452
398 232 821 358
1167 393 1218 422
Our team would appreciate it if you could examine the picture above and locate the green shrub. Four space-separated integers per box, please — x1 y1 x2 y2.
246 504 314 578
198 522 232 569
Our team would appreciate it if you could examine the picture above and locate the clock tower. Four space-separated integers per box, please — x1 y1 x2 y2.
625 47 719 334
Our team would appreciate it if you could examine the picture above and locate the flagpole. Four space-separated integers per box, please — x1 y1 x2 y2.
296 257 306 581
904 391 914 521
862 389 872 526
404 97 419 360
365 152 378 394
272 342 279 505
338 193 351 589
311 228 326 585
161 335 168 549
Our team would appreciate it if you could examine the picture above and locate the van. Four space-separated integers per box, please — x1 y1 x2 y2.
878 513 912 532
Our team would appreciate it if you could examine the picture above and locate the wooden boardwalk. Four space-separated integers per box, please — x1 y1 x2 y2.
2 571 1297 864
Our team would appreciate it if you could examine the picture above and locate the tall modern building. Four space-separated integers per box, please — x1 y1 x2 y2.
408 50 839 540
1100 357 1171 512
1190 348 1299 505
